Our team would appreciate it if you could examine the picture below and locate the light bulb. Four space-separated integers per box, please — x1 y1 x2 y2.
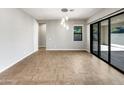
63 23 66 28
65 16 69 21
61 18 65 25
66 25 69 30
62 18 65 22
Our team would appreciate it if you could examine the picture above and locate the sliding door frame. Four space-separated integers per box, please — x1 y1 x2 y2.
108 18 111 64
90 10 124 74
99 19 109 63
91 22 99 57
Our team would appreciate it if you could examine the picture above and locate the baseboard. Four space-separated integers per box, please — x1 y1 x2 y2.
46 49 87 52
39 45 46 48
0 49 38 73
85 49 90 53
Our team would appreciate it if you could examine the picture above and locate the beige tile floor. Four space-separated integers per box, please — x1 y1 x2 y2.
0 48 124 85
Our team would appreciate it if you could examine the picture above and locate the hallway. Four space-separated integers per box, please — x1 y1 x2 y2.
0 48 124 85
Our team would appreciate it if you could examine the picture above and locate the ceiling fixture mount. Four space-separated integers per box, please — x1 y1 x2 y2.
61 8 74 12
61 8 68 12
70 9 74 12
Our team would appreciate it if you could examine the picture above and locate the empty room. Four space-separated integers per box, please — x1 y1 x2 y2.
0 8 124 85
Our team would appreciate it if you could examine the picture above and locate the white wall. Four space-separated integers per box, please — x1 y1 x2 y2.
39 24 46 47
39 20 86 50
86 8 121 52
0 9 38 72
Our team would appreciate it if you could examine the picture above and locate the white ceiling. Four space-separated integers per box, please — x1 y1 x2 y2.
22 8 103 20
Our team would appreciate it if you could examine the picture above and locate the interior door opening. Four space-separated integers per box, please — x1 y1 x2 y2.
38 23 46 50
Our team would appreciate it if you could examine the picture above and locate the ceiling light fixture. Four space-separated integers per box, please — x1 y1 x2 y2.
60 8 74 30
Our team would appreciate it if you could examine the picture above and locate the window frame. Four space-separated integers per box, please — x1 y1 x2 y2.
73 25 83 41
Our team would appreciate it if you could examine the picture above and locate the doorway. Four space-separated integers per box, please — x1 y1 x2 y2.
38 23 46 49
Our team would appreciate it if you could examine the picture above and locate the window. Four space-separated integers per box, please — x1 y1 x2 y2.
74 26 82 41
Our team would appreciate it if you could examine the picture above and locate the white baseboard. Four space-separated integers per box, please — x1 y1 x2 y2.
46 49 87 51
39 45 46 48
0 49 38 73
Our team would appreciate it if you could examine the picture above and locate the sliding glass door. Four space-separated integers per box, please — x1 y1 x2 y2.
100 20 109 62
92 23 99 55
91 11 124 73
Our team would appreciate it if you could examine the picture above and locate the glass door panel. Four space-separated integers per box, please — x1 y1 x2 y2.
92 23 99 55
111 13 124 71
100 20 109 61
